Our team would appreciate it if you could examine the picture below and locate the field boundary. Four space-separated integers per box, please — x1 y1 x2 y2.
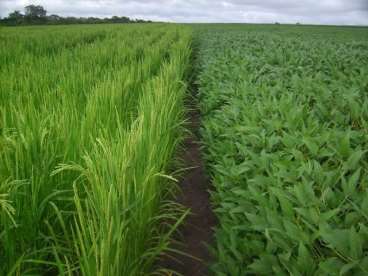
159 45 217 275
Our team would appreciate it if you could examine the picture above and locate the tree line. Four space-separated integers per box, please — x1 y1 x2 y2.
0 5 153 26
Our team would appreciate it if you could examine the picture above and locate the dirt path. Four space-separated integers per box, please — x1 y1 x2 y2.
160 91 217 275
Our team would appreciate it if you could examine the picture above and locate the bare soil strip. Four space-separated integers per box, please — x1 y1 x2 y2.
160 91 217 275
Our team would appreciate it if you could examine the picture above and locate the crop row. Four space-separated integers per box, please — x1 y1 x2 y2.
0 24 191 275
197 26 368 275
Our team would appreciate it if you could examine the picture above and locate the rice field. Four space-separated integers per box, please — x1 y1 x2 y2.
0 24 191 275
1 23 368 275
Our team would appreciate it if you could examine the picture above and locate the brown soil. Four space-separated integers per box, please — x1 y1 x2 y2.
159 93 217 275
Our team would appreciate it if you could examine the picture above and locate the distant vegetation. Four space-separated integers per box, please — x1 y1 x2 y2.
0 4 153 26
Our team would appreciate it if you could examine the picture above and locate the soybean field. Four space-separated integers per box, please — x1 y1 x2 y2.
197 25 368 275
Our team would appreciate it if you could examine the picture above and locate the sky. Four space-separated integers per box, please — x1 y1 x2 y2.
0 0 368 25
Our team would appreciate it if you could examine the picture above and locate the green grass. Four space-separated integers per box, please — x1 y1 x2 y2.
196 24 368 275
0 24 191 275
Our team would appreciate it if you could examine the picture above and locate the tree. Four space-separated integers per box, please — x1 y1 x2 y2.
0 4 152 26
8 10 24 19
25 5 47 18
6 10 24 25
111 16 120 23
24 5 47 24
47 14 62 24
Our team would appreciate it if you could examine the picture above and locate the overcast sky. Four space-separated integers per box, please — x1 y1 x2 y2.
1 0 367 25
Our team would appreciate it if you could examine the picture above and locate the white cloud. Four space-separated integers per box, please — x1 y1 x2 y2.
1 0 367 25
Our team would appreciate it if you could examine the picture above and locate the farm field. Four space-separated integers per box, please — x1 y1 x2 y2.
197 25 368 275
0 24 191 275
1 22 368 276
